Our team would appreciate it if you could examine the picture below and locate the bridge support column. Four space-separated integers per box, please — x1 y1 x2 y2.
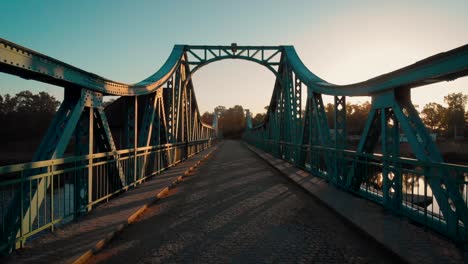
348 89 467 239
124 96 138 185
310 91 333 179
334 96 347 185
74 107 93 215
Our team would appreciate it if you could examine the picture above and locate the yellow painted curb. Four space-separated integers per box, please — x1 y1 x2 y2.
72 250 93 264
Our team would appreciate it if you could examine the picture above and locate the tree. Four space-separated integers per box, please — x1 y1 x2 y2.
1 94 17 114
102 98 116 108
252 113 266 127
214 105 226 114
324 103 334 129
201 111 214 125
444 93 467 138
0 90 60 143
218 105 245 138
465 111 468 137
421 102 447 133
3 91 60 113
346 101 371 135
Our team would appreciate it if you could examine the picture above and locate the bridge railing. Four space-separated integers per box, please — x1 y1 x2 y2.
0 138 214 252
245 138 468 243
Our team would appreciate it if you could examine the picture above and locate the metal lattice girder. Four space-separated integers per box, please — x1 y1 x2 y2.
346 90 467 237
173 62 188 161
162 86 174 166
22 89 89 236
124 97 137 149
334 96 346 148
34 89 89 160
381 108 402 211
294 74 302 141
391 91 467 237
306 96 319 146
75 108 91 156
311 92 331 146
175 62 189 147
185 45 281 76
299 92 328 175
3 88 88 249
74 107 91 214
334 96 347 184
186 83 193 142
168 68 180 144
310 91 333 178
155 88 169 146
348 107 381 189
163 77 173 141
123 96 138 184
167 68 181 164
281 63 293 160
139 92 159 148
283 66 303 163
139 89 168 177
94 107 125 187
298 97 311 168
138 89 164 178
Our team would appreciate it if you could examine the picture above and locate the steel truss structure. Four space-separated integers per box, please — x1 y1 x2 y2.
243 44 468 247
0 39 468 253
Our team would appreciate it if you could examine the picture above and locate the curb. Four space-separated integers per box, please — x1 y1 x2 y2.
71 147 218 264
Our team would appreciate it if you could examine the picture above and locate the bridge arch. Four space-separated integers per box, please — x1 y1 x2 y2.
182 45 282 82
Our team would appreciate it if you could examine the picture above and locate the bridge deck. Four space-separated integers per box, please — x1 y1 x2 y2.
89 140 400 263
3 147 215 264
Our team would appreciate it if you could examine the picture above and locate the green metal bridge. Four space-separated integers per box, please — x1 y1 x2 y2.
0 38 467 258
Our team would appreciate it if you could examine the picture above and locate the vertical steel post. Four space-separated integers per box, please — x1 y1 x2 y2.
334 96 346 184
87 107 94 211
133 96 138 185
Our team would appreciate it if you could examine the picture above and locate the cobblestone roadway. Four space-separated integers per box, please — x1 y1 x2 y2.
91 140 403 264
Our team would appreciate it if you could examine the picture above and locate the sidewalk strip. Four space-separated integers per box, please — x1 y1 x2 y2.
71 146 218 264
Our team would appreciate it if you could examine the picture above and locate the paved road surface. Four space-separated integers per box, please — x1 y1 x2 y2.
91 140 402 264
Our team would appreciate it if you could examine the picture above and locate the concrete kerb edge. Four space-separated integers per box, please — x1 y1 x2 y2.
242 142 410 264
71 145 219 264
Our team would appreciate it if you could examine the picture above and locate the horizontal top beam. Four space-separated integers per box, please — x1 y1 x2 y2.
0 38 467 97
0 38 184 96
185 45 281 50
285 44 468 96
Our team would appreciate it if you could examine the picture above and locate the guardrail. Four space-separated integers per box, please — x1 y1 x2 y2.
244 138 468 244
0 138 215 252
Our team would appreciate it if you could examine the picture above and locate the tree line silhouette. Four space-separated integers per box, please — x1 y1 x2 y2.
0 91 60 144
0 90 465 147
201 92 467 140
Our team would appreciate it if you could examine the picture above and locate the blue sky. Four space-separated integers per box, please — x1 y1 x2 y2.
0 0 467 114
